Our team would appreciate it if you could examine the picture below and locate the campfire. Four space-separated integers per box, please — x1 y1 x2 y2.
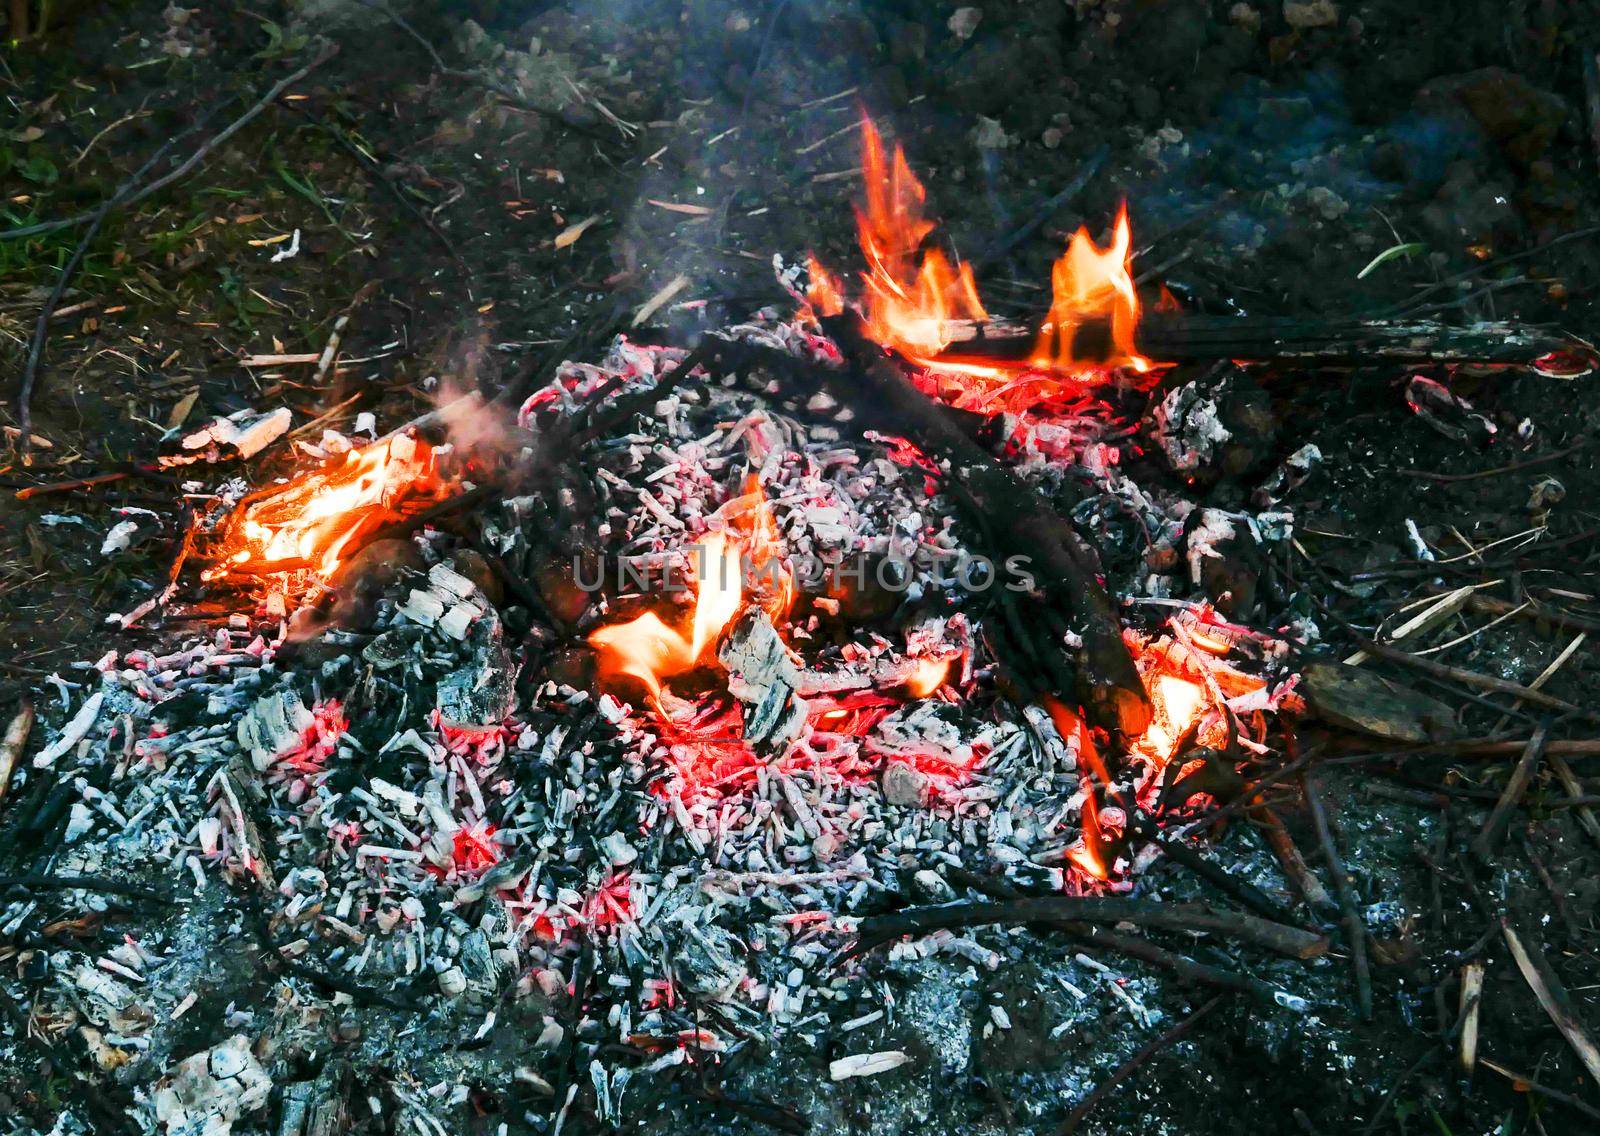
11 77 1600 1136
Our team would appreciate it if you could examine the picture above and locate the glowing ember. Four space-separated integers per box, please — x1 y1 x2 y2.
902 656 951 699
204 432 447 589
450 824 501 875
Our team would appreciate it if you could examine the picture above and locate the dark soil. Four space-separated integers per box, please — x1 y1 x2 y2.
3 2 1600 1134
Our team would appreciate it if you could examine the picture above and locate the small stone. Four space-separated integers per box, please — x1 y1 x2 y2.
947 7 982 41
1229 2 1261 30
1283 0 1337 29
881 762 928 807
438 966 468 997
1041 127 1064 149
969 116 1015 150
1304 186 1348 220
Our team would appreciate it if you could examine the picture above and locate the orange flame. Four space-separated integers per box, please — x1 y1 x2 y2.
805 254 844 319
903 657 951 699
1139 673 1208 764
804 119 1158 412
1029 205 1150 375
855 119 988 357
590 533 744 707
590 478 791 710
204 433 445 587
1044 696 1112 882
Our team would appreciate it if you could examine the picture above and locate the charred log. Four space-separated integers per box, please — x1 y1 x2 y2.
934 313 1594 371
812 313 1152 738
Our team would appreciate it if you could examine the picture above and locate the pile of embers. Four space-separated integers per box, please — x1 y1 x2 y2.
7 124 1592 1136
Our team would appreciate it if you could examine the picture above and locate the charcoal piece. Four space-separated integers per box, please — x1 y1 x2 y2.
719 608 809 752
437 612 516 728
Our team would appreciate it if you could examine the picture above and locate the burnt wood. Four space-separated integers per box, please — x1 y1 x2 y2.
933 313 1593 370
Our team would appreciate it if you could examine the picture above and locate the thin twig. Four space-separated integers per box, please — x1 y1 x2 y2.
851 897 1327 959
1479 1058 1600 1123
1501 917 1600 1089
1304 777 1372 1020
1 45 338 243
1471 720 1551 860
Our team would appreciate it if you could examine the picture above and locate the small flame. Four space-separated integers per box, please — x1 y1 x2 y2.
1029 205 1150 375
855 118 988 357
805 254 845 319
204 433 445 588
903 657 951 699
1045 696 1113 883
590 477 789 711
591 535 745 707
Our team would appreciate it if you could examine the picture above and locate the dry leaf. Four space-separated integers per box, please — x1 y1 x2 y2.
647 199 713 216
167 390 199 430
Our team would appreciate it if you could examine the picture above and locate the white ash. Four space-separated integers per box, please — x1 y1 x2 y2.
8 317 1314 1132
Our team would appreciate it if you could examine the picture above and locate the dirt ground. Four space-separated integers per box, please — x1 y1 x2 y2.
4 2 1600 1133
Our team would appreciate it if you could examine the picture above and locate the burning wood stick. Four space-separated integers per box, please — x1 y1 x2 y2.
851 896 1328 959
815 313 1152 737
1502 917 1600 1090
934 313 1594 371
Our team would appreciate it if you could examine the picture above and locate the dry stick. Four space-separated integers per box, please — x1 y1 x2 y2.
1486 631 1600 844
1059 993 1229 1135
1397 737 1600 759
0 873 170 903
1304 777 1372 1020
1479 1057 1600 1123
851 897 1327 959
1250 804 1339 916
0 700 33 803
1069 924 1304 1009
970 145 1107 274
1459 961 1486 1075
1501 917 1600 1090
1 45 340 243
1351 635 1593 720
1471 720 1552 861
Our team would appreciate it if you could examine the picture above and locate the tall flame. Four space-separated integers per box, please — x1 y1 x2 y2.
855 119 988 357
1030 205 1150 374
